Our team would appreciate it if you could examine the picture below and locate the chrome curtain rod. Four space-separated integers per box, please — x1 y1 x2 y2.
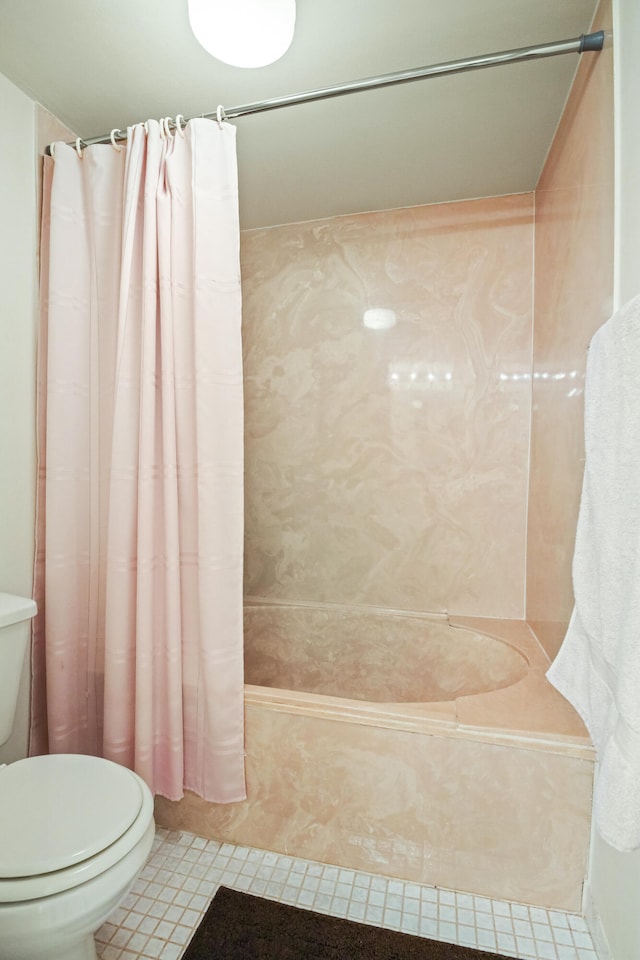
52 31 604 152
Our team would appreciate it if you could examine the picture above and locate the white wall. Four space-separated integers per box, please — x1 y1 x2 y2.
589 834 640 960
613 0 640 307
0 71 38 761
587 2 640 958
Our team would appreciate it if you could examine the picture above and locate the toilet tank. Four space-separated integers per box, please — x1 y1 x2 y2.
0 593 37 746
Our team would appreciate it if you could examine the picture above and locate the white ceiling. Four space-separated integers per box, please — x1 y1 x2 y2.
0 0 599 229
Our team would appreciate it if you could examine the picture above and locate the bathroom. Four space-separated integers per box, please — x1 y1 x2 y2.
1 0 639 958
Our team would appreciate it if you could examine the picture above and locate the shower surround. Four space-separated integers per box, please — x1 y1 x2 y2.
241 193 534 618
155 192 594 910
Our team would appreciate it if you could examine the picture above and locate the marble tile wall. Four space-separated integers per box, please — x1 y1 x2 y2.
526 0 614 659
241 194 534 618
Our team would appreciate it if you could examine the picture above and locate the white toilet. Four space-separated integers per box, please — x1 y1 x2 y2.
0 593 155 960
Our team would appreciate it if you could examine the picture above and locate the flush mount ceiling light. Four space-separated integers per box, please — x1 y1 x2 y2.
187 0 296 68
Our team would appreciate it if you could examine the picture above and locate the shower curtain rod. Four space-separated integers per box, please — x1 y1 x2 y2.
49 30 604 152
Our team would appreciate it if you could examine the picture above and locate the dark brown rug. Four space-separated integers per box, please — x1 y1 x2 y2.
181 886 517 959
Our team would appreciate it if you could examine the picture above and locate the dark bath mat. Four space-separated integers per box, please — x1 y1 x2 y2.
181 885 517 960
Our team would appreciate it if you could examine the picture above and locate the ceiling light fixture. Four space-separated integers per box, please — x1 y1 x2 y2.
187 0 296 68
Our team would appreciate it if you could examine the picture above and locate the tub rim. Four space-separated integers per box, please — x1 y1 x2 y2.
242 604 594 761
244 600 531 705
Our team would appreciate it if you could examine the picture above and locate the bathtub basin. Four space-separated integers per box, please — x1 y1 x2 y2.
244 603 528 702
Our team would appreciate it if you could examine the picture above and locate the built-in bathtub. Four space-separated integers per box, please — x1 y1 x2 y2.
243 603 529 703
154 602 594 911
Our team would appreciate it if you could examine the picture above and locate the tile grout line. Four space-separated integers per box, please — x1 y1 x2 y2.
95 828 598 960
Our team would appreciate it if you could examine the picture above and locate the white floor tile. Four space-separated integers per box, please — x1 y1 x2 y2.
94 829 598 960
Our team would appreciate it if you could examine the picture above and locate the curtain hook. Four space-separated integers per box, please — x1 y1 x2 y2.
110 129 124 152
75 138 85 158
175 114 186 138
50 142 56 159
216 105 226 129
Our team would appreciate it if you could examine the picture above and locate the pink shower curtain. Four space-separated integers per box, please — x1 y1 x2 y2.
31 119 246 803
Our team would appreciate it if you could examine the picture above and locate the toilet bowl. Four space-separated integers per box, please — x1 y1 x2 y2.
0 753 155 960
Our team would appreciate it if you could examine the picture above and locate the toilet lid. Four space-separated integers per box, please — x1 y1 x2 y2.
0 754 144 878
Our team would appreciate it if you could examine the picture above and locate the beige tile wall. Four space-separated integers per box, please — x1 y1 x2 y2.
241 194 534 618
526 0 614 659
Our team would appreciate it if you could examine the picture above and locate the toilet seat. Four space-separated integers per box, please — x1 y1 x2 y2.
0 754 154 902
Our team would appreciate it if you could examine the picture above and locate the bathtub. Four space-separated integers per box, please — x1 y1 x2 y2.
243 603 529 703
154 602 594 911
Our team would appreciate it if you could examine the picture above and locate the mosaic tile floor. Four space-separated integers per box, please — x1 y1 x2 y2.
96 828 598 960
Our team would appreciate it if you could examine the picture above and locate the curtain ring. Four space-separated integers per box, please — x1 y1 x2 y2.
110 129 124 152
162 117 174 139
158 118 166 140
49 142 56 159
175 114 186 138
216 105 226 129
75 138 84 158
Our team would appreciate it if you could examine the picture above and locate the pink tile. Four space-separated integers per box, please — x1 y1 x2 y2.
242 194 534 619
526 0 614 635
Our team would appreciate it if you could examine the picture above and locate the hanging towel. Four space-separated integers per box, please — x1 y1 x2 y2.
547 294 640 853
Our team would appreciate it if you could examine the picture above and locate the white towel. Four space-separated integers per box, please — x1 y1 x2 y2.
547 294 640 853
